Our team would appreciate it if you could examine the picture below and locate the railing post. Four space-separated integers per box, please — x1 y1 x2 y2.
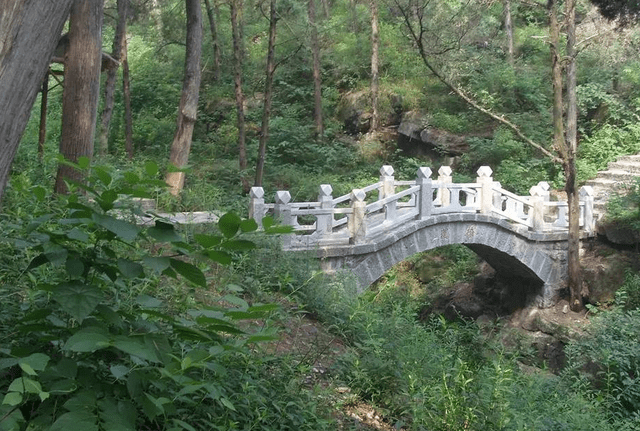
379 165 396 222
417 167 433 220
580 185 594 233
316 184 333 235
349 189 367 244
476 166 493 214
529 185 545 232
437 166 452 207
274 191 292 247
249 187 265 228
537 181 551 201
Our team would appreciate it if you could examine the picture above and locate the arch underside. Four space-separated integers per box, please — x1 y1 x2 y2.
323 216 568 306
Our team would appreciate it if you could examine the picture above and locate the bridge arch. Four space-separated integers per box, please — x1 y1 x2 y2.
318 214 569 307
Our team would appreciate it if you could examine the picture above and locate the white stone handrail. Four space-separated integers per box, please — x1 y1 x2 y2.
248 165 596 248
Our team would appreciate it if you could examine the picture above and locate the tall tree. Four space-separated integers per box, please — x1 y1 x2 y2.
308 0 323 139
54 0 104 194
0 0 73 204
230 0 249 191
203 0 222 81
98 0 128 156
255 0 278 187
504 0 514 66
370 0 380 132
122 31 134 160
165 0 204 195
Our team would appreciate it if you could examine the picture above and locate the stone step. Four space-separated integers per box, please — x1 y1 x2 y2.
607 160 640 174
595 169 640 182
616 154 640 163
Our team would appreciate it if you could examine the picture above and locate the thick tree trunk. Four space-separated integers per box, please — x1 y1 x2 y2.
54 0 104 194
122 34 134 159
38 71 50 160
255 0 278 187
308 0 323 139
0 0 73 204
370 0 380 132
166 0 203 195
505 0 514 66
204 0 222 81
565 0 583 311
230 0 249 191
98 0 128 155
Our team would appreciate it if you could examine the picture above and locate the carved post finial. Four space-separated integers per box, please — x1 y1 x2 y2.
417 167 433 219
349 189 367 244
249 187 265 228
437 166 453 207
529 185 545 232
476 166 493 214
317 184 334 235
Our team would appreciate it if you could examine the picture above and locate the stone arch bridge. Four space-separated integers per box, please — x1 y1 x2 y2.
249 166 596 307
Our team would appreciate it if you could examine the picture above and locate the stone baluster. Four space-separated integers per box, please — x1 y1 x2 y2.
437 166 453 207
492 181 503 211
580 186 594 233
529 185 545 232
476 166 493 214
249 187 265 228
417 167 433 220
379 165 396 222
316 184 334 235
274 191 292 248
349 189 367 244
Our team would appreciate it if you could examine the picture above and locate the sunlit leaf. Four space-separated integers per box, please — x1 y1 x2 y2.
218 212 241 238
170 259 206 287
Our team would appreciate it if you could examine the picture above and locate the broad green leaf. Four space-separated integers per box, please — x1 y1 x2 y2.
92 213 140 241
219 397 236 411
66 228 89 243
246 334 280 343
240 218 258 233
49 410 98 431
0 403 24 430
93 166 112 186
206 250 232 265
143 256 170 273
144 161 158 177
110 365 129 380
77 156 91 169
65 257 85 278
0 358 18 370
218 212 241 238
19 363 37 376
32 186 46 202
64 390 96 411
221 294 248 310
172 419 197 431
97 189 118 211
19 354 49 373
193 233 223 248
63 327 110 352
117 258 143 279
54 358 78 379
2 392 22 406
136 294 163 308
8 377 41 394
147 221 182 243
170 259 206 287
98 398 136 431
49 379 77 394
54 282 103 323
113 336 160 363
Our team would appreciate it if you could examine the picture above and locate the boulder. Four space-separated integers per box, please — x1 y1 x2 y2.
397 111 470 157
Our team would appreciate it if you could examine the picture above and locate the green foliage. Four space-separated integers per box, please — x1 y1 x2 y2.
615 270 640 311
0 162 336 431
604 178 640 234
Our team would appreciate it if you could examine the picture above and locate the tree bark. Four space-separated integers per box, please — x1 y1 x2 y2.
98 0 128 156
308 0 323 140
505 0 514 66
38 71 50 160
230 0 249 191
370 0 380 132
165 0 203 195
203 0 222 81
54 0 104 194
0 0 73 204
255 0 278 187
122 33 134 159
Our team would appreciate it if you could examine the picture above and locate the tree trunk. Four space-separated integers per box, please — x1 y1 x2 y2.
565 0 583 311
165 0 203 195
230 0 249 191
370 0 380 132
255 0 278 187
308 0 323 139
38 71 50 160
98 0 128 156
203 0 222 81
505 0 514 66
54 0 104 194
122 34 134 159
0 0 73 204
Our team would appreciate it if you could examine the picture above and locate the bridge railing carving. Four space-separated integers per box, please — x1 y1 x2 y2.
249 165 595 248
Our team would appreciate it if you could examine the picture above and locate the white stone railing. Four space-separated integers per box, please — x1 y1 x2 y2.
249 165 595 247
